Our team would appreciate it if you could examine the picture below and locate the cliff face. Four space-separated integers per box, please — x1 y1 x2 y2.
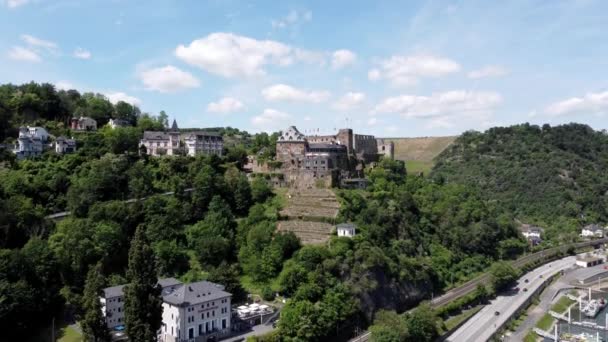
354 268 428 321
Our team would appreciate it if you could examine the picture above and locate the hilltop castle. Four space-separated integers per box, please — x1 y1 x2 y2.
274 126 394 188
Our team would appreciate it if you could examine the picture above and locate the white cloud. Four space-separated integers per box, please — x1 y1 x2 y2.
21 34 57 51
468 65 508 79
139 65 200 93
55 81 74 91
332 92 366 111
8 46 41 62
331 49 356 70
545 91 608 116
175 33 322 78
207 97 245 114
73 47 92 59
251 109 292 132
372 90 502 119
368 54 461 86
271 10 312 29
262 84 330 103
367 117 379 126
4 0 29 8
106 92 141 106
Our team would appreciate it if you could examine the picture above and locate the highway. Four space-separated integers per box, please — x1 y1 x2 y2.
446 256 576 342
430 238 608 308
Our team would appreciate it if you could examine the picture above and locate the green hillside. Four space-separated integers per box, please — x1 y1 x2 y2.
431 123 608 241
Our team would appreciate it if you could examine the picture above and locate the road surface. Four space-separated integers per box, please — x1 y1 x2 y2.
447 256 576 342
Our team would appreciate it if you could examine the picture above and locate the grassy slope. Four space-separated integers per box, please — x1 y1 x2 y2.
383 137 456 175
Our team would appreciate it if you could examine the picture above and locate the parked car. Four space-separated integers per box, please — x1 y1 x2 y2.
524 279 529 283
494 311 500 316
523 288 528 292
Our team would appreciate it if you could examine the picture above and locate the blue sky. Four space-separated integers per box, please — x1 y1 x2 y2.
2 0 608 136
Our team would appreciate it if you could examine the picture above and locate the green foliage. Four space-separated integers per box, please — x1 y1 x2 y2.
124 225 163 342
489 261 520 292
207 263 247 304
370 310 409 342
81 263 110 342
432 123 608 240
405 304 439 341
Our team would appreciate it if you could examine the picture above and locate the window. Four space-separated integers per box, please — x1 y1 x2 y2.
212 310 215 317
222 319 227 329
199 324 203 335
189 328 194 339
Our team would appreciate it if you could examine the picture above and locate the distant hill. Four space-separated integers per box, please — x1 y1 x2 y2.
431 123 608 239
383 136 456 174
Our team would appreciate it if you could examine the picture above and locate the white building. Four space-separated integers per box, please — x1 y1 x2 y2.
581 224 604 238
101 278 182 329
55 136 77 154
183 132 223 156
13 126 48 159
160 281 232 342
140 120 223 157
109 118 131 129
337 223 356 238
71 116 97 131
576 256 604 268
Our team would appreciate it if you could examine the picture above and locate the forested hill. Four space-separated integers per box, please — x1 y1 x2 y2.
431 123 608 240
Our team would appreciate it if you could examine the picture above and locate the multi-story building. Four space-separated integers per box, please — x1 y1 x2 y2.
109 118 132 129
160 281 232 342
13 126 49 159
101 278 182 329
55 136 77 154
183 132 223 156
376 139 395 160
101 278 232 342
71 117 97 131
140 120 223 157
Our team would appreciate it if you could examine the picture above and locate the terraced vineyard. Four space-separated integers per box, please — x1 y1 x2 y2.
277 188 339 244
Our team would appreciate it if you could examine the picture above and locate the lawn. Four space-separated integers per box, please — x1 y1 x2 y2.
405 160 434 175
551 296 575 314
524 330 538 342
58 326 82 342
535 313 555 331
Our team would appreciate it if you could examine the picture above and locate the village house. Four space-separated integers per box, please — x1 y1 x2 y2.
140 120 223 157
101 278 183 329
519 224 543 246
71 116 97 131
54 136 77 154
581 224 605 238
13 126 49 159
108 118 131 129
160 280 232 342
336 223 357 238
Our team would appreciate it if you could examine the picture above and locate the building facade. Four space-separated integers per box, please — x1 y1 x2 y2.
109 118 131 129
141 120 223 157
337 223 356 238
581 224 605 238
376 139 395 160
160 281 232 342
101 278 182 329
71 117 97 131
55 136 77 154
13 126 48 159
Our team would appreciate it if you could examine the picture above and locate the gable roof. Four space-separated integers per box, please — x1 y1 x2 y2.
162 280 231 306
102 277 182 298
143 131 170 140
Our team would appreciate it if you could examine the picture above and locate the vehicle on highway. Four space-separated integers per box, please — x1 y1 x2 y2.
494 311 500 316
524 279 529 283
514 287 520 292
523 288 528 292
539 274 543 278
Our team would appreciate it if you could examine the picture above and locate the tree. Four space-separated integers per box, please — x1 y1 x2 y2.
82 263 110 342
489 261 520 292
405 304 438 342
251 177 273 203
207 263 247 303
124 225 162 342
370 310 409 342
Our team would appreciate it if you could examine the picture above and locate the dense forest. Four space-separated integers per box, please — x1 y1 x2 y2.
432 123 608 243
0 82 536 342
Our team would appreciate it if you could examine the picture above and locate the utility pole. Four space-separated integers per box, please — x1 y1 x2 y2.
51 317 55 342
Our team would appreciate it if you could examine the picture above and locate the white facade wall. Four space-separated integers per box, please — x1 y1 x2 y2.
28 127 49 142
160 297 231 342
101 295 125 328
338 227 355 237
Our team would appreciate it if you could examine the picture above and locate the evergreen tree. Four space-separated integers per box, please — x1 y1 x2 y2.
124 225 162 342
82 263 110 342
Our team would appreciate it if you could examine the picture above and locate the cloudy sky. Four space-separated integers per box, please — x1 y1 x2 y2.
2 0 608 136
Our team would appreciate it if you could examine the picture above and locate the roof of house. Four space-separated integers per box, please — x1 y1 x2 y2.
182 131 222 139
162 280 231 306
584 224 604 231
102 277 182 298
336 223 356 230
577 256 603 263
56 136 76 145
308 143 348 150
278 126 306 142
143 131 170 140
